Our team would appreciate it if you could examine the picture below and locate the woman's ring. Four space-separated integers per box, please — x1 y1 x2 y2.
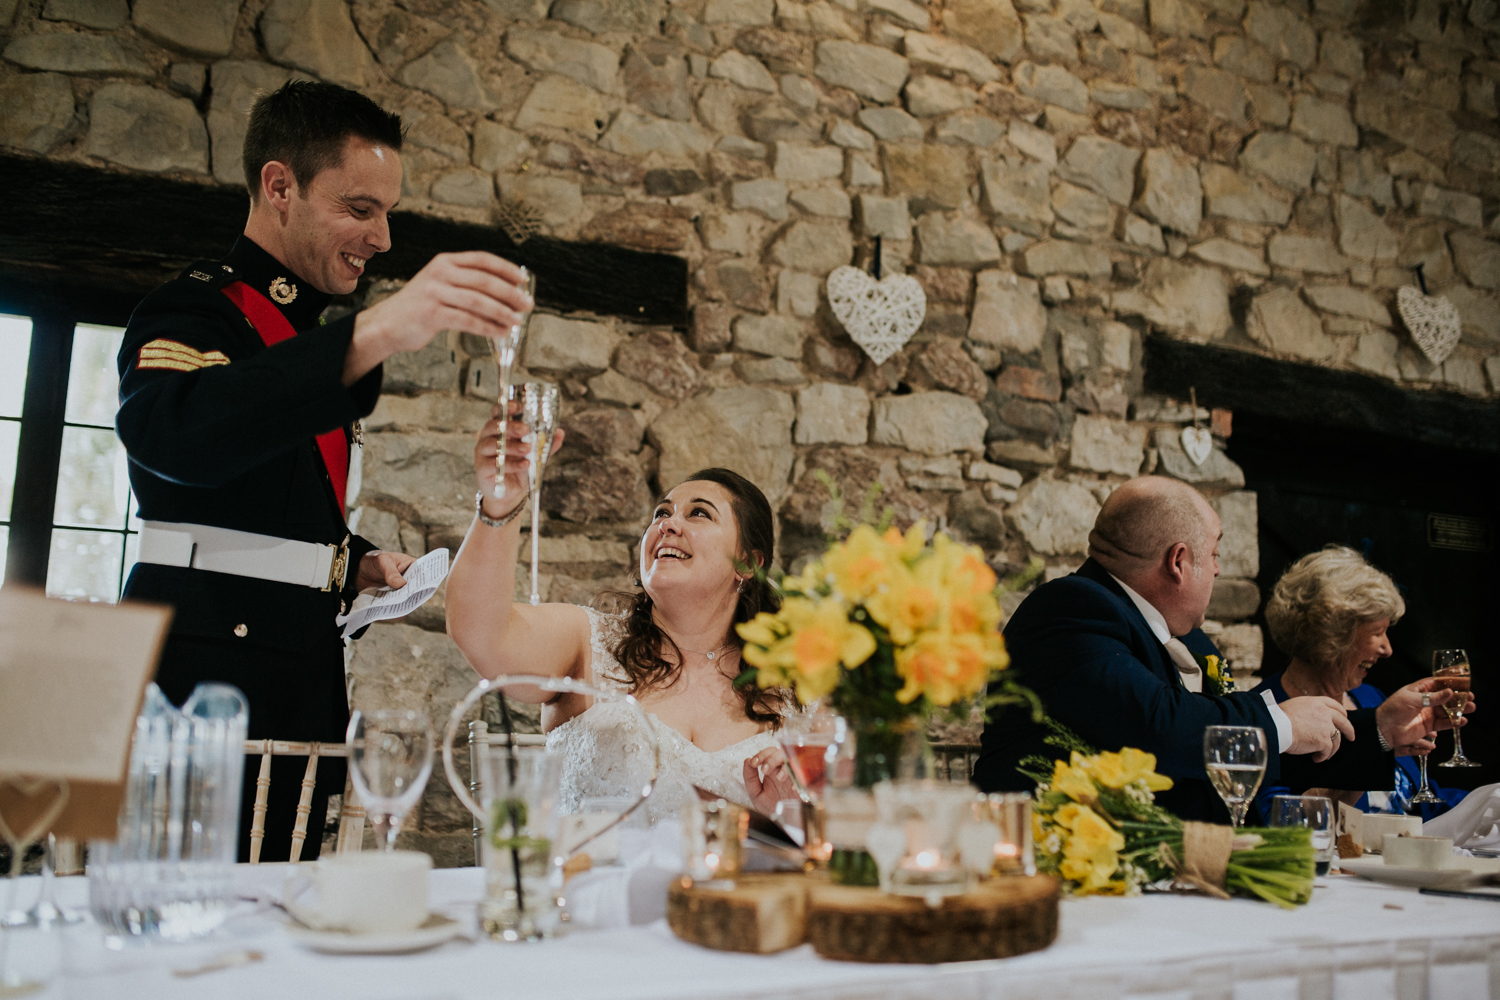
1422 693 1432 708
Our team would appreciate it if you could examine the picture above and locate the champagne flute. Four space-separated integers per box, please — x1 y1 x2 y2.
346 709 434 851
1433 649 1480 768
1203 725 1266 828
776 706 844 861
491 269 536 500
521 381 561 606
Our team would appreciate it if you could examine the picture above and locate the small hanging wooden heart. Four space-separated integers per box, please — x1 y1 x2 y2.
1397 285 1461 366
1181 426 1213 467
826 265 927 365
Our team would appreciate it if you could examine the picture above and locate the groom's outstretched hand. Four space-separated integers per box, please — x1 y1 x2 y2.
744 746 797 817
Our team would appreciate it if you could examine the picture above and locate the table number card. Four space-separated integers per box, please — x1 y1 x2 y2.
0 588 172 840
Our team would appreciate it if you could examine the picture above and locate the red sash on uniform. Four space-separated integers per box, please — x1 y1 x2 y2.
221 282 350 512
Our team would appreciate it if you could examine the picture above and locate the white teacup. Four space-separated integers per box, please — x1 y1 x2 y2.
1382 834 1453 870
284 850 431 934
1362 813 1421 853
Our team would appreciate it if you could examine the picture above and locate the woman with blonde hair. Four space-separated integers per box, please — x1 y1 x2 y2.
1253 544 1467 818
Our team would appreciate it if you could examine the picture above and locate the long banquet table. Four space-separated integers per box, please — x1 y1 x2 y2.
16 865 1500 1000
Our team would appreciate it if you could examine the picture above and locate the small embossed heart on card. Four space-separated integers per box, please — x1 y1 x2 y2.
1181 426 1213 467
826 265 927 366
1397 285 1462 366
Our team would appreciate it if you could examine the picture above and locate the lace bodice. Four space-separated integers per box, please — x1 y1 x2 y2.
546 607 776 825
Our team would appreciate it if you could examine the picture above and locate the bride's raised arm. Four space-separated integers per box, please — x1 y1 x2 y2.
446 400 586 697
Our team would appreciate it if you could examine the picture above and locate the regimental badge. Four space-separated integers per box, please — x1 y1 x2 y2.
268 276 298 304
189 270 213 282
352 420 364 447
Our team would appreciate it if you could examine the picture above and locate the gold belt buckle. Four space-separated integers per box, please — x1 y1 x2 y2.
324 534 351 592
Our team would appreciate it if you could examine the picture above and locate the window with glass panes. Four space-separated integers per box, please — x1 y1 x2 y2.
0 307 139 604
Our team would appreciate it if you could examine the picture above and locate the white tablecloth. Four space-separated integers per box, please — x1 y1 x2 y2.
9 866 1500 1000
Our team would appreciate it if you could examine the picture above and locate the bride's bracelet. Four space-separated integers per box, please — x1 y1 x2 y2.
475 489 529 529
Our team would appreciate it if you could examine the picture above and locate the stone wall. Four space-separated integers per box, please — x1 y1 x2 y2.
6 0 1500 863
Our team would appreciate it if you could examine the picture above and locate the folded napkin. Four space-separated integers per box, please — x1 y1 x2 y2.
1423 781 1500 850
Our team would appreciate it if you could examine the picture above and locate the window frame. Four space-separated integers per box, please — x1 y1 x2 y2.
0 274 140 597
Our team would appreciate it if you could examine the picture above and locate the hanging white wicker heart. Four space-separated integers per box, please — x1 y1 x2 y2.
826 265 927 365
1180 426 1213 467
1397 285 1462 366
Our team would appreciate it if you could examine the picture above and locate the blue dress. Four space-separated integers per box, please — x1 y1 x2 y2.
1252 673 1466 823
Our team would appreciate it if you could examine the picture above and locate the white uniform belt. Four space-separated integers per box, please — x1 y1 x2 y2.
137 521 349 591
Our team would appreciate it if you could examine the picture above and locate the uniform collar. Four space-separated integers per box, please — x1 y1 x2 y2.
223 235 331 331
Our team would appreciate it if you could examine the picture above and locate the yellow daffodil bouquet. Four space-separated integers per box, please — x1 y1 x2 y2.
735 520 1038 784
1031 748 1315 909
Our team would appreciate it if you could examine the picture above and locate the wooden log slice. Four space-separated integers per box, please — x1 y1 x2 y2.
806 876 1059 964
667 874 810 954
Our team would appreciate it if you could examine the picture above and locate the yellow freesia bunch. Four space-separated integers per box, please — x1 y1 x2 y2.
737 521 1012 713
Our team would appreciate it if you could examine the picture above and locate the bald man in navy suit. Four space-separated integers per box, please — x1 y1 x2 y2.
976 477 1455 823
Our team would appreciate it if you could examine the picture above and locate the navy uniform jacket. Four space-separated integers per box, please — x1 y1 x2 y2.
976 559 1391 823
117 236 382 652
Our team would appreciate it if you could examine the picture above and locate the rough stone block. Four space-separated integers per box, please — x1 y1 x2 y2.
967 461 1023 488
916 340 990 400
261 0 379 88
1007 477 1099 555
1266 234 1350 276
43 0 126 29
1056 134 1140 206
1419 185 1483 229
1200 164 1292 226
85 84 208 174
814 40 910 103
1354 85 1455 159
1302 285 1391 326
505 28 621 96
1450 231 1500 290
1008 120 1056 166
432 168 495 208
795 383 870 444
1213 35 1274 83
649 386 796 504
1247 285 1335 360
710 49 777 93
730 177 789 220
994 365 1061 402
733 314 806 358
1290 94 1359 147
1020 240 1112 280
943 0 1024 62
934 112 1004 147
1052 181 1114 232
916 213 1001 266
1212 491 1259 579
1185 64 1251 126
905 75 977 117
1207 578 1262 620
1350 328 1400 379
773 142 844 181
1245 0 1316 69
623 41 692 121
522 314 619 372
703 0 774 24
969 270 1046 353
402 39 494 109
4 32 151 76
1109 258 1230 344
612 330 700 401
857 107 922 142
1333 194 1398 263
735 356 806 385
600 107 710 156
903 30 1001 83
551 0 662 32
871 392 988 454
132 0 240 55
0 72 75 154
770 220 854 273
980 157 1054 235
882 144 970 210
859 193 912 240
1011 61 1088 113
1190 238 1269 276
1068 414 1145 476
1240 132 1316 193
206 61 296 186
828 119 876 149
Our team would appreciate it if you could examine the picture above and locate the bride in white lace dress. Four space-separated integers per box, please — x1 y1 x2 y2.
445 404 795 824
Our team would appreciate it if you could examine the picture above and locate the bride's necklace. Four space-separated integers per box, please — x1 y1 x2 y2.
658 625 734 661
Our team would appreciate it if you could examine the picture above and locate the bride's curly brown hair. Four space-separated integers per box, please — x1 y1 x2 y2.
613 468 791 726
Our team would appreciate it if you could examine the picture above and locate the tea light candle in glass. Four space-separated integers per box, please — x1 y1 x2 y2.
975 792 1036 876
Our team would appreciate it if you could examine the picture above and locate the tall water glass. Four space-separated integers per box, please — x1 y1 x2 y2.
347 709 434 852
521 381 561 605
1270 795 1334 875
476 746 565 941
1433 649 1480 768
1203 725 1266 828
88 682 247 943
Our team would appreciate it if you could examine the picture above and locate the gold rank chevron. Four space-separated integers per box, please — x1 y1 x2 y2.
137 339 231 372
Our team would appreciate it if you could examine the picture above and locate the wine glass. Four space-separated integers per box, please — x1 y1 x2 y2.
1433 649 1480 768
1269 795 1334 875
777 706 845 861
521 381 561 606
1203 725 1266 828
346 709 434 851
490 269 536 500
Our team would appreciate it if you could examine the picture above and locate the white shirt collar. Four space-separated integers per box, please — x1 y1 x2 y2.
1108 573 1173 646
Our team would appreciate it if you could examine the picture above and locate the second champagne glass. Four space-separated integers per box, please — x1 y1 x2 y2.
347 709 434 851
776 706 844 861
491 269 536 500
1203 725 1266 828
522 381 561 606
1433 648 1480 768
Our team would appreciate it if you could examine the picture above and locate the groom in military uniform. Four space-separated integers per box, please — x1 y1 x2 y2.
117 81 534 860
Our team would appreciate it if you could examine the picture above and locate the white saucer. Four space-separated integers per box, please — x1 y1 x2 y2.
1339 856 1500 891
283 913 466 954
